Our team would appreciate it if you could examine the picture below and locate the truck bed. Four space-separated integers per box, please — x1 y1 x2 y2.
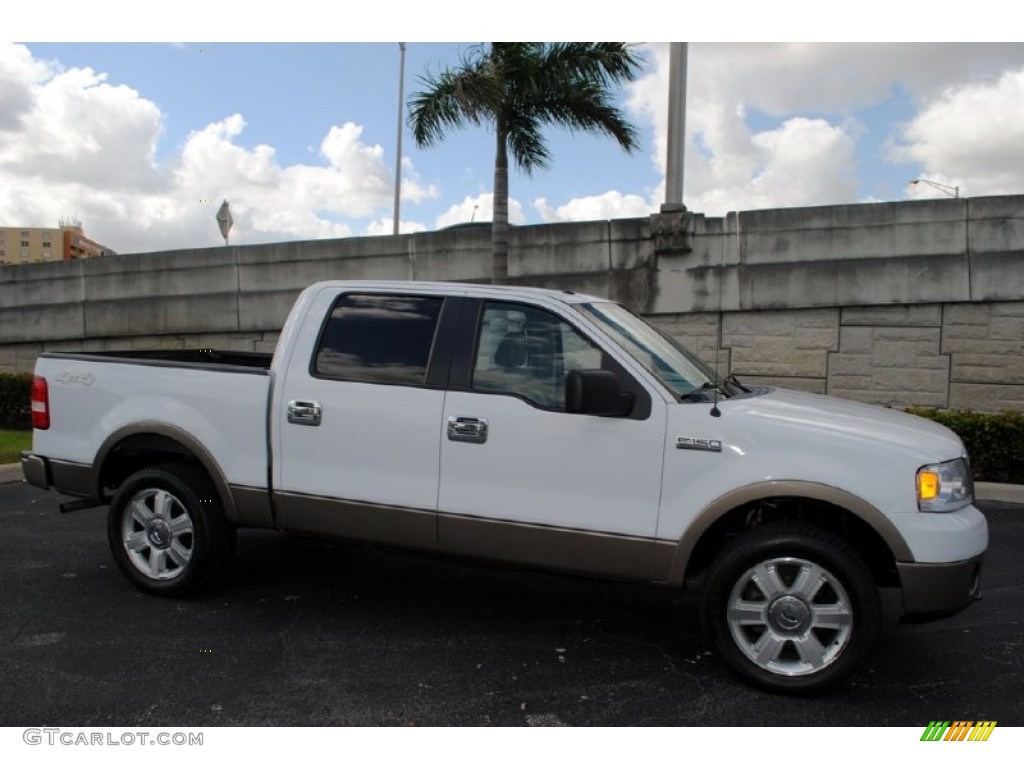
30 349 273 497
41 349 273 371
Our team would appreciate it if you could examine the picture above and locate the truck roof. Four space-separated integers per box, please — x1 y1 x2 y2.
307 280 607 306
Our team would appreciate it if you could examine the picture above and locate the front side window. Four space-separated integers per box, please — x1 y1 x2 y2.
314 293 443 385
472 302 604 409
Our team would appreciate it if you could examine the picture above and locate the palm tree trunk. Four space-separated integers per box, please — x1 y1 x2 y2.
491 123 510 285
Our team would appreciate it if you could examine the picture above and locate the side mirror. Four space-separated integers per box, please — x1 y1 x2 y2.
565 369 635 417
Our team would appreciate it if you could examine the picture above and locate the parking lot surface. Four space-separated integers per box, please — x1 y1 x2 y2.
1 481 1021 726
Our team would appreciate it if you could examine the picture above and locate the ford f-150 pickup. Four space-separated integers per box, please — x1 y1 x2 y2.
22 280 987 692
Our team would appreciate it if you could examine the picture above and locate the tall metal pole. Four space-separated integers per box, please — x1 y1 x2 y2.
393 43 406 235
662 42 688 212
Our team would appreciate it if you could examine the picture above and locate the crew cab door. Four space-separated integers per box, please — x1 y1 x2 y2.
437 299 667 580
274 289 460 548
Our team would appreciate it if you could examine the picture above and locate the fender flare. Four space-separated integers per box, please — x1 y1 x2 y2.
657 480 914 587
92 422 239 524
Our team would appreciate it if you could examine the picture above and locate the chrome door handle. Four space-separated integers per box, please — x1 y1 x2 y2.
447 416 488 444
287 400 322 426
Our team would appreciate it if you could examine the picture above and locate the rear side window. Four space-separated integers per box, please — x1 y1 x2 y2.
314 294 443 385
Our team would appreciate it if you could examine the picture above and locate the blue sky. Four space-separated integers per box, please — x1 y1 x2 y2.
5 7 1024 254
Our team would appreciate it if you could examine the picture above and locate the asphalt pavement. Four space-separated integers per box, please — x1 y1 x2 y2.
1 477 1022 727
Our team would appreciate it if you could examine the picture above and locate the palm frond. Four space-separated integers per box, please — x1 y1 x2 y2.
408 51 501 147
410 41 642 164
536 43 644 92
502 112 550 174
535 83 640 152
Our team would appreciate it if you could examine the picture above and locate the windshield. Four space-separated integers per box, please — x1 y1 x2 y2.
578 302 722 399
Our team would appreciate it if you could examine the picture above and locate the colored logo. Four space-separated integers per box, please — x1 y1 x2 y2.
920 720 997 741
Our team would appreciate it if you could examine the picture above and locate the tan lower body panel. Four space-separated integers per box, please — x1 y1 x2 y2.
274 492 437 550
438 513 670 582
269 491 675 583
229 485 275 529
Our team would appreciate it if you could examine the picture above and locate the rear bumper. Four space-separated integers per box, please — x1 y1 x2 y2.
21 452 49 490
21 452 94 498
898 555 984 621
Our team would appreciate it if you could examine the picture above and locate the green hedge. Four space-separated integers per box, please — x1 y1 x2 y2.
906 408 1024 485
0 373 32 430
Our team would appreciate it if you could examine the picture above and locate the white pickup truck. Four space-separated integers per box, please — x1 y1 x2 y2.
23 280 986 692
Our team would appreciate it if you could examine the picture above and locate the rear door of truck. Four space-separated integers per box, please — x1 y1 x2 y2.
272 285 462 548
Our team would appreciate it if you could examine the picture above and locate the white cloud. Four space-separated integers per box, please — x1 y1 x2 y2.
399 157 441 205
673 43 1024 117
628 44 859 214
364 217 428 236
892 68 1024 196
744 117 858 206
434 193 526 230
0 43 432 254
0 42 53 131
0 58 165 193
534 191 653 223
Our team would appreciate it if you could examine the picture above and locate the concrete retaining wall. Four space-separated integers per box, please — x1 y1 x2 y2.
2 196 1022 411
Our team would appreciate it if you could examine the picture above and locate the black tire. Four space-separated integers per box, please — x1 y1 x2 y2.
107 463 235 597
701 522 880 693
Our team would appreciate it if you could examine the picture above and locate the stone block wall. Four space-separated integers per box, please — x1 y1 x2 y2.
649 299 1024 412
944 302 1024 411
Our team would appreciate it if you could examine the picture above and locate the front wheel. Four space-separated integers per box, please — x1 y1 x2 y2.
107 464 235 597
701 522 880 693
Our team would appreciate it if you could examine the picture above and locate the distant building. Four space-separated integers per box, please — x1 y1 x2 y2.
0 219 114 266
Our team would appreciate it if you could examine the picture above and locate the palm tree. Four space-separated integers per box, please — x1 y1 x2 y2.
409 43 643 284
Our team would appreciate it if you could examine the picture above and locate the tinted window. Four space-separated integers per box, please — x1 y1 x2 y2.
315 294 443 385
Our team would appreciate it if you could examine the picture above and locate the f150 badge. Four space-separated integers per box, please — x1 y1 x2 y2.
676 437 722 453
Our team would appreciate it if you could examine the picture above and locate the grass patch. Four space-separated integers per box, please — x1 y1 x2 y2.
0 430 31 464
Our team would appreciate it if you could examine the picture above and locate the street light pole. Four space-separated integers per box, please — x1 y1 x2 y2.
662 42 688 212
393 42 406 236
909 178 960 198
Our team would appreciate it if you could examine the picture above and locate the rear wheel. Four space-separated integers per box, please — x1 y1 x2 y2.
107 464 235 596
701 522 880 693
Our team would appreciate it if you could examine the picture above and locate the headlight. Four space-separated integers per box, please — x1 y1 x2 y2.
917 458 973 512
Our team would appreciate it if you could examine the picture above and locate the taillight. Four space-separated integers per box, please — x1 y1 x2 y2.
31 376 50 430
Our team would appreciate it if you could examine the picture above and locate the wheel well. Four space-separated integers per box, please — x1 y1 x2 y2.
98 434 208 500
685 497 899 588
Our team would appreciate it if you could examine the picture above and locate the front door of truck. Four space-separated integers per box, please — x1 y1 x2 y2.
437 299 667 579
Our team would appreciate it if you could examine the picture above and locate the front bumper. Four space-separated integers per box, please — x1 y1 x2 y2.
898 555 984 621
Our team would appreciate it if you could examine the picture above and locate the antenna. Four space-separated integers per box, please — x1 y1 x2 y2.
710 371 721 417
